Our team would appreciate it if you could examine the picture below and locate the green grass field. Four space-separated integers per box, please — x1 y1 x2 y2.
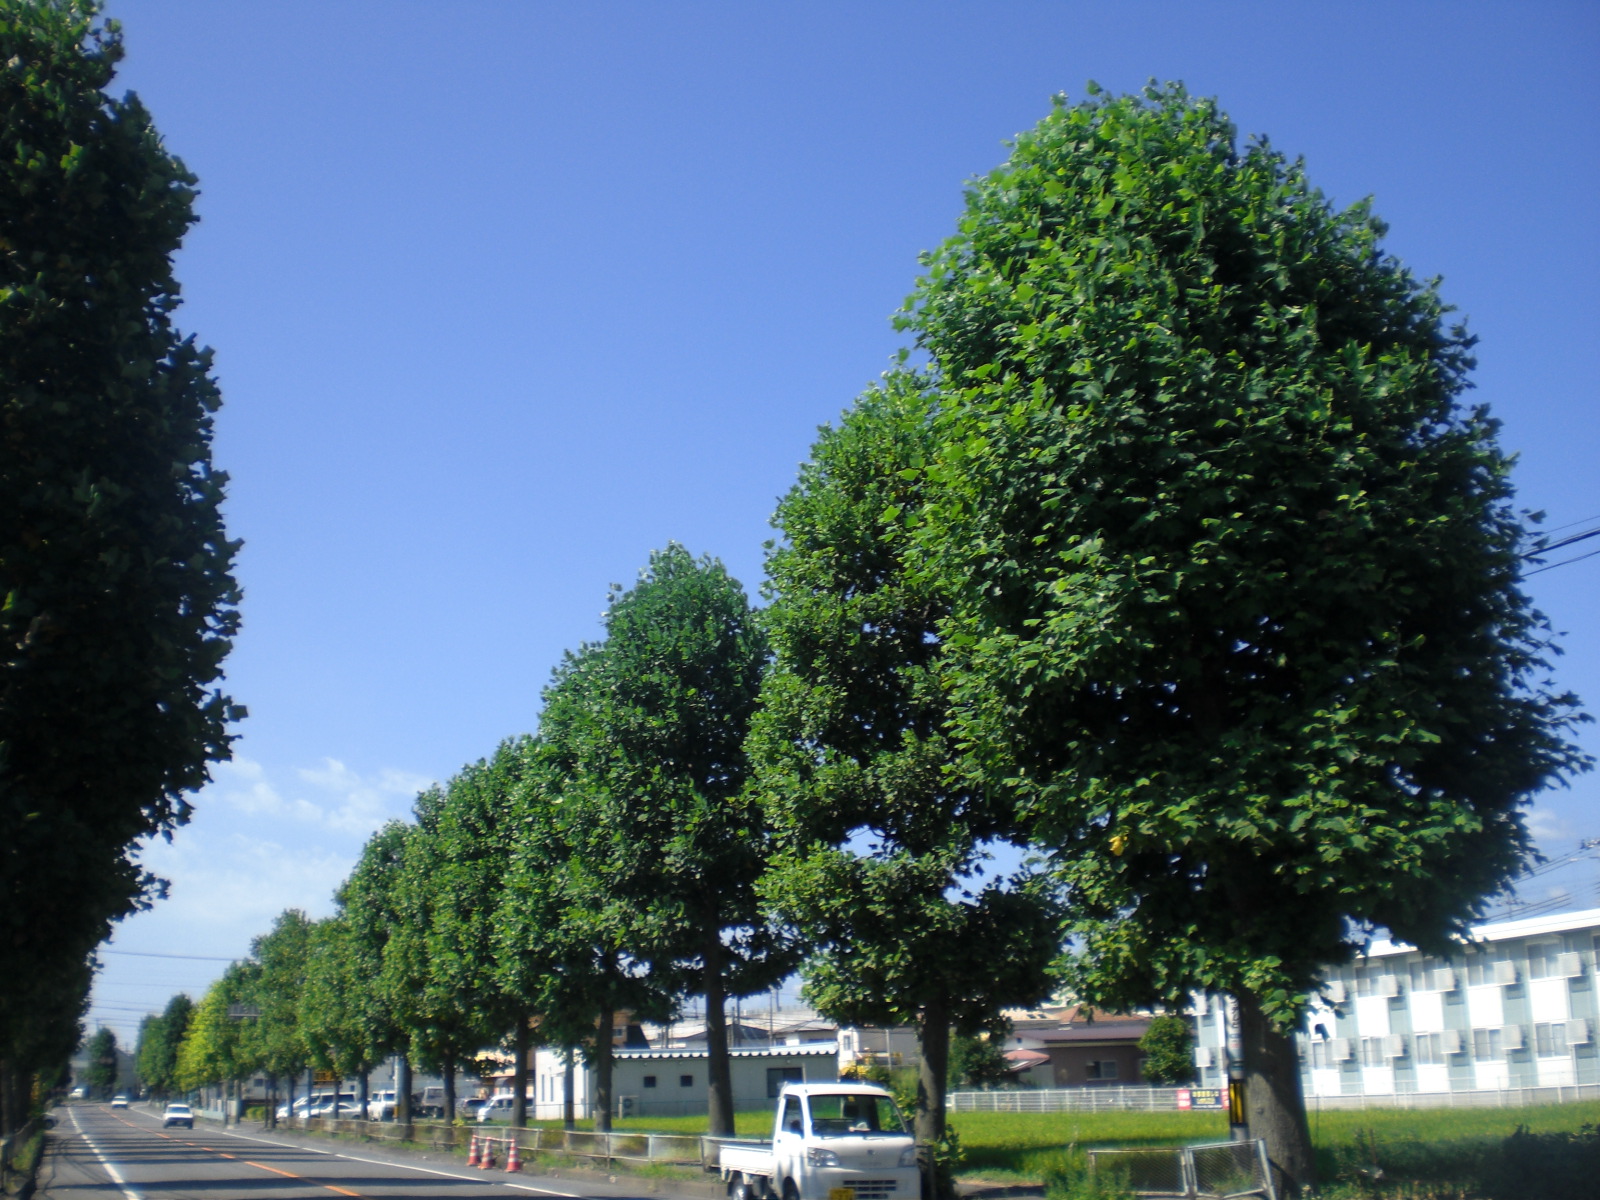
536 1101 1600 1197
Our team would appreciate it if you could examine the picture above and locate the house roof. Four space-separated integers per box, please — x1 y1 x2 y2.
612 1043 840 1061
1034 1019 1150 1045
1003 1048 1050 1067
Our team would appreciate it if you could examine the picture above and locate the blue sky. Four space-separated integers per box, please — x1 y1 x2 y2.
87 1 1600 1045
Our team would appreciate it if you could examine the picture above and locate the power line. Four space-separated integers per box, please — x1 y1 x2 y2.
1525 546 1600 577
1521 523 1600 574
102 949 235 962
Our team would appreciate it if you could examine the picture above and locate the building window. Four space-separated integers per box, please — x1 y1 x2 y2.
680 1074 694 1088
767 1067 803 1098
1471 1028 1503 1062
1528 943 1561 981
1359 1038 1398 1067
1414 1033 1444 1065
1084 1060 1118 1081
1534 1023 1570 1058
643 1076 657 1088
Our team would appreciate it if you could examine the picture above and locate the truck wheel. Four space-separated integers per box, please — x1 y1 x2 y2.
731 1177 752 1200
782 1180 799 1200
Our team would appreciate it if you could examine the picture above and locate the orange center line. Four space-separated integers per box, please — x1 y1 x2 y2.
244 1158 364 1197
103 1110 367 1198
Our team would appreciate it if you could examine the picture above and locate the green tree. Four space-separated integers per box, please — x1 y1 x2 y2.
340 822 417 1122
537 545 782 1135
495 745 608 1131
248 911 312 1117
1138 1015 1194 1086
901 84 1589 1189
135 993 193 1098
175 964 256 1095
413 741 535 1123
752 375 1061 1159
300 917 386 1113
947 1030 1010 1090
0 0 241 1127
84 1026 118 1096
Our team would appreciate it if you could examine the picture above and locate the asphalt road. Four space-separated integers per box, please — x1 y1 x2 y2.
37 1104 695 1200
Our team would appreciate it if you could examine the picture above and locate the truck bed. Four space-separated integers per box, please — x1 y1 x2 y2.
719 1139 775 1178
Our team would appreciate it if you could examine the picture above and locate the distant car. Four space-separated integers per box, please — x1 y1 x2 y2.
367 1090 397 1121
477 1096 516 1123
163 1103 194 1129
461 1097 487 1116
110 1095 129 1109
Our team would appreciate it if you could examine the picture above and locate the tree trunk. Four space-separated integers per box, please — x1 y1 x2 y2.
915 998 947 1200
306 1066 315 1119
511 1016 529 1128
704 934 735 1137
358 1069 369 1121
915 997 950 1147
594 1008 614 1132
0 1058 16 1137
1236 988 1315 1194
286 1073 297 1127
443 1053 456 1123
562 1047 575 1130
397 1054 413 1126
267 1075 278 1128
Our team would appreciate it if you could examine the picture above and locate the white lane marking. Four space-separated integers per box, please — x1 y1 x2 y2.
68 1107 144 1200
171 1121 586 1196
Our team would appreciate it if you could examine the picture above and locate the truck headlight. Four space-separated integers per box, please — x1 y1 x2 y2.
898 1147 919 1169
807 1147 840 1167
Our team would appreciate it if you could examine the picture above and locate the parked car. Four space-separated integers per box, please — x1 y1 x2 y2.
110 1095 129 1109
461 1097 487 1117
476 1096 511 1123
163 1103 194 1129
367 1090 399 1121
307 1093 358 1118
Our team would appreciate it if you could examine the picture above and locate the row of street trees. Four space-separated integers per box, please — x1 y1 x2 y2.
158 544 1059 1148
141 83 1581 1196
1 0 241 1134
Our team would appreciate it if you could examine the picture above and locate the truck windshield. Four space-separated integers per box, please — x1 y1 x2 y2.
806 1094 907 1136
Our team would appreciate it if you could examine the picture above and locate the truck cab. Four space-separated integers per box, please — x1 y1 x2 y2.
723 1082 920 1200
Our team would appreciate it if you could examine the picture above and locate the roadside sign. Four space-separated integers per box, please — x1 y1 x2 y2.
1176 1087 1227 1110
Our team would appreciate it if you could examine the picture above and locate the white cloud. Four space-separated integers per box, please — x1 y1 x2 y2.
1527 805 1571 846
206 754 431 835
89 756 435 1046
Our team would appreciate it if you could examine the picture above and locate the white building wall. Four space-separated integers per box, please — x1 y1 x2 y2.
1190 907 1600 1099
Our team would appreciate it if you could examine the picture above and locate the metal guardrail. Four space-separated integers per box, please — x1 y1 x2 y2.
297 1115 710 1166
1088 1139 1276 1200
948 1086 1186 1112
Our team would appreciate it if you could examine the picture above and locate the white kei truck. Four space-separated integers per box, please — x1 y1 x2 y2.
717 1082 922 1200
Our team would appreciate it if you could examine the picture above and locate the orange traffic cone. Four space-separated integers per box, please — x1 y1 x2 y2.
505 1138 522 1173
480 1138 496 1170
467 1134 479 1167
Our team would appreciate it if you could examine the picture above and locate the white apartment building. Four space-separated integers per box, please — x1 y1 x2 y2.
1193 907 1600 1097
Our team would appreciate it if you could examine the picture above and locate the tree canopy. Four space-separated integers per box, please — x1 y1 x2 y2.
0 0 240 1124
753 374 1060 1152
899 83 1589 1188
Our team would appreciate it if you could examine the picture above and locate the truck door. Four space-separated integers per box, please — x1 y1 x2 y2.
776 1093 804 1195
